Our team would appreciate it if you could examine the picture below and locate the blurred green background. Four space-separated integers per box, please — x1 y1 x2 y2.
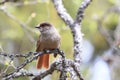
0 0 120 80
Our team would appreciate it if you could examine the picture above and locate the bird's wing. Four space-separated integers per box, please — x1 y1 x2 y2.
36 37 41 52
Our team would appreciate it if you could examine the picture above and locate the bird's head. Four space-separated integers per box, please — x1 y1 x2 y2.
35 22 53 33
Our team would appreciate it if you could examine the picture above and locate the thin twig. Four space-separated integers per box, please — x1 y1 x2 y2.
0 7 35 43
75 0 92 24
0 52 33 58
97 6 120 47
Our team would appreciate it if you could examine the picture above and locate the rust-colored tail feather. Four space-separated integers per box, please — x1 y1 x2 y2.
37 54 49 69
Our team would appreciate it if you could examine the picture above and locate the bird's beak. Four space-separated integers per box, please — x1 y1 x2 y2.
35 26 39 28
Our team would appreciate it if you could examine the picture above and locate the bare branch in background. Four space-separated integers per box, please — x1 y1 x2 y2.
115 26 120 41
114 15 120 42
0 7 35 43
97 19 114 47
97 6 120 48
0 0 49 6
98 6 120 73
0 0 10 5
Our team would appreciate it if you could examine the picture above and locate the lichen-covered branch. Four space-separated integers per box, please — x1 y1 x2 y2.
75 0 92 24
0 52 33 58
0 50 85 80
52 0 92 70
52 0 92 62
52 0 74 27
1 49 64 80
52 0 92 79
2 52 42 80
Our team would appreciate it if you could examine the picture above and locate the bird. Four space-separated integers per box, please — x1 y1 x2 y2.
35 22 61 69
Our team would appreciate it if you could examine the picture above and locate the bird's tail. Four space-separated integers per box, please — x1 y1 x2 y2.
36 54 49 69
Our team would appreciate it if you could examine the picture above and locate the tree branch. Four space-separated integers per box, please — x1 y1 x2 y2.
52 0 92 79
32 59 62 80
52 0 74 27
1 49 64 80
75 0 92 24
52 0 92 62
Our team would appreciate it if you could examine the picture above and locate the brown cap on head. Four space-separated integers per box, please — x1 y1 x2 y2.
35 22 52 28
